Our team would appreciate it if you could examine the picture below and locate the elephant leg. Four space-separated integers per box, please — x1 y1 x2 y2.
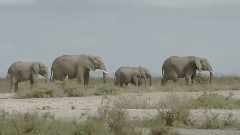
50 75 54 82
138 79 142 86
84 73 90 86
120 82 124 87
115 77 120 86
76 67 84 85
192 73 197 85
143 78 146 86
161 75 168 86
10 76 16 92
169 71 178 84
78 75 84 85
10 83 15 93
132 76 138 86
30 79 34 85
15 82 18 92
161 73 172 86
185 75 192 85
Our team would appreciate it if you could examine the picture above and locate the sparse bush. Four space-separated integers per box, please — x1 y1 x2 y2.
199 111 239 129
157 106 190 126
223 113 238 128
98 101 140 135
73 117 106 135
0 78 9 93
191 92 240 109
151 126 180 135
114 95 153 109
201 112 221 129
107 108 128 135
15 82 64 98
94 84 120 96
196 73 209 84
0 110 107 135
151 125 171 135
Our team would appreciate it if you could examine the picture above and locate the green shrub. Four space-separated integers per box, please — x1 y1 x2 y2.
57 81 85 97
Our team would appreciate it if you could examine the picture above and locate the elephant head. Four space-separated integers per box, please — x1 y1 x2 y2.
87 56 108 84
138 66 152 86
30 62 48 82
195 58 213 83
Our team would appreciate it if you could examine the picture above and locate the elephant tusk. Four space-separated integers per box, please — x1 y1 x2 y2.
102 69 111 74
210 71 214 74
44 77 48 82
64 75 68 81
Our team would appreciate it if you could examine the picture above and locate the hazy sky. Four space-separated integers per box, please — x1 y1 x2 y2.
0 0 240 76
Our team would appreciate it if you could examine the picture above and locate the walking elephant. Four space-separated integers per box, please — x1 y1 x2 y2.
114 66 152 87
7 61 48 92
50 55 109 86
161 56 213 86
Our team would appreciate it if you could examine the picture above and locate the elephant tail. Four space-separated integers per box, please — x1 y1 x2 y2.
162 66 164 76
6 73 10 79
50 67 53 82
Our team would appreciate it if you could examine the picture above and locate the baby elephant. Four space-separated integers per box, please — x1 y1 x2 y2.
7 61 48 92
114 66 151 87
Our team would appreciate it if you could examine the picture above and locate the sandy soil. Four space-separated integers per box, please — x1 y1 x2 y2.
0 90 240 135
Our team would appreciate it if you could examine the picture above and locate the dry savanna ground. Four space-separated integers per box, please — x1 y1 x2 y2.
1 75 240 135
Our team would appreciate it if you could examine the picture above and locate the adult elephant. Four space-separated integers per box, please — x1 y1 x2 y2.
161 56 213 86
50 55 109 86
7 61 48 92
114 66 152 87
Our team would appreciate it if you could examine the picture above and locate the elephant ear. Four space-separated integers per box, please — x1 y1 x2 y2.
31 63 40 74
195 58 202 71
138 66 146 78
86 57 97 71
30 62 40 82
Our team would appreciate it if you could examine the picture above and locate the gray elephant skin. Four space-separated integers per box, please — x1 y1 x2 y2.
161 56 213 86
114 66 151 87
50 55 108 86
7 61 48 92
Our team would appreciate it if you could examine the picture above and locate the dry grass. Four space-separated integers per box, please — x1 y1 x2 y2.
1 75 240 94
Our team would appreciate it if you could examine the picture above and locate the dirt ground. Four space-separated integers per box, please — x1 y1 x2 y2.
1 90 240 135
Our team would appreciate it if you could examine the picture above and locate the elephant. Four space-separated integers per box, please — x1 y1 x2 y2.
161 56 213 86
114 66 152 87
7 61 48 92
50 55 109 86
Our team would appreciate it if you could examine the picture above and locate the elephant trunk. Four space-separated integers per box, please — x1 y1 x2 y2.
208 66 213 83
209 71 213 83
43 74 48 83
149 76 152 86
101 65 107 84
146 74 152 86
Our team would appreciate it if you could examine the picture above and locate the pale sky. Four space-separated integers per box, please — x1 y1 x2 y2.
0 0 240 76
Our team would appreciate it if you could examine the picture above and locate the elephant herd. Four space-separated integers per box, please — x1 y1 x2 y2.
7 55 213 92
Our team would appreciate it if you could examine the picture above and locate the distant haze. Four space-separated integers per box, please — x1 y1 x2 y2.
1 0 240 77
